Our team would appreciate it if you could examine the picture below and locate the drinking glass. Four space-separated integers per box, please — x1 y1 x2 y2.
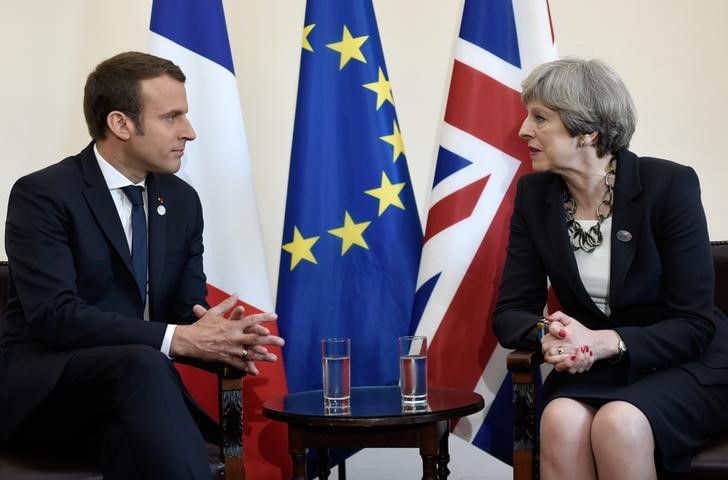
322 338 351 408
399 335 427 405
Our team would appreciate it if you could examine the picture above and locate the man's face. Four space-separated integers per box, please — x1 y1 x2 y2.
124 74 196 180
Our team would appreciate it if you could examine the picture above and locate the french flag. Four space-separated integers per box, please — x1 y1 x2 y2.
412 0 557 465
149 1 290 478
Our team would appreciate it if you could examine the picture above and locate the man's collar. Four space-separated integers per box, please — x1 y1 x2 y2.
93 143 146 189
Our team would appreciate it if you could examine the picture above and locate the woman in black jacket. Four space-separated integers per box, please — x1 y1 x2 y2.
493 58 728 479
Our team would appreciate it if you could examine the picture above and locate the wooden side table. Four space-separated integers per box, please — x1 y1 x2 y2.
263 386 484 480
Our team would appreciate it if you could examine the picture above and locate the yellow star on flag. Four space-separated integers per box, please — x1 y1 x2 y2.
365 171 406 216
380 120 405 162
328 211 371 255
282 226 320 270
302 24 316 52
326 25 368 70
363 67 394 110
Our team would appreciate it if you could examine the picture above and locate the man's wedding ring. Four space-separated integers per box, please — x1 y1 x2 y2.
557 346 564 355
242 348 250 360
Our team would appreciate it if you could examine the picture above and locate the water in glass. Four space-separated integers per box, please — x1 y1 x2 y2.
400 353 427 404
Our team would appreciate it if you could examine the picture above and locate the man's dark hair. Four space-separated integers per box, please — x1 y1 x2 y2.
83 51 186 140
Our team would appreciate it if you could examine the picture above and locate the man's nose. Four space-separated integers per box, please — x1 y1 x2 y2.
182 116 196 141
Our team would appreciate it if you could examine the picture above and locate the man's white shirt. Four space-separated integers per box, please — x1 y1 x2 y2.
94 144 176 357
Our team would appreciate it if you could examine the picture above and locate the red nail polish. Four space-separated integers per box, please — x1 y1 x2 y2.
570 355 576 361
590 351 593 356
558 330 566 338
585 345 590 352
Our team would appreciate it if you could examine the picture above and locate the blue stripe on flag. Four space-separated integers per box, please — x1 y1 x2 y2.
459 0 521 68
472 372 514 464
411 273 440 331
433 147 473 187
150 0 235 74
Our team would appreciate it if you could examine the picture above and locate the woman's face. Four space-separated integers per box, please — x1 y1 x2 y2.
519 101 580 173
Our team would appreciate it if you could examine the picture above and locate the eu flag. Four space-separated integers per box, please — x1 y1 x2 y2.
277 0 422 394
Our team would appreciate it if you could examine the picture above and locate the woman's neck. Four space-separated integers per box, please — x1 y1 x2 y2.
563 155 614 220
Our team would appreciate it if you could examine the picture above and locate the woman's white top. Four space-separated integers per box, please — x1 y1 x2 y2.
572 217 612 316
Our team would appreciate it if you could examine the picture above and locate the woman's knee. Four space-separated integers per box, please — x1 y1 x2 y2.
541 398 595 443
591 401 654 450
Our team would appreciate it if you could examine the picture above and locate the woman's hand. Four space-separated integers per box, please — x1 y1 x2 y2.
541 311 595 374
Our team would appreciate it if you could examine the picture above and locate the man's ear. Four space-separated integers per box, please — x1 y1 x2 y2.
106 111 133 141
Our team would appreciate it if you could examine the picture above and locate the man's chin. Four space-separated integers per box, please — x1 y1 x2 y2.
149 163 182 176
163 158 182 174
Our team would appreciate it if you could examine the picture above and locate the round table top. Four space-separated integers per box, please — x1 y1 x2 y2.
262 386 484 427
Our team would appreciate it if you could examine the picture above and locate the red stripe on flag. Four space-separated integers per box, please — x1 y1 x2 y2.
176 284 255 422
424 176 490 243
444 61 529 161
429 161 531 390
177 283 291 479
547 287 562 314
546 0 555 44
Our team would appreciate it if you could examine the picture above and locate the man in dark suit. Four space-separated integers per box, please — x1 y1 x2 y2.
0 51 284 479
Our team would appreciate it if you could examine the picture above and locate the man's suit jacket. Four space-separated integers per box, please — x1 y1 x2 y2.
493 149 728 386
0 143 208 443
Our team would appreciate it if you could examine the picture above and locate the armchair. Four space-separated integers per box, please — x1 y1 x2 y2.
507 240 728 480
0 260 247 480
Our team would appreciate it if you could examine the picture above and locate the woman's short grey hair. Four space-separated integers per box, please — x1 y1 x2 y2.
521 58 637 157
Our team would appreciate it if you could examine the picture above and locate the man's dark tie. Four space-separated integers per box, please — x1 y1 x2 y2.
121 186 147 305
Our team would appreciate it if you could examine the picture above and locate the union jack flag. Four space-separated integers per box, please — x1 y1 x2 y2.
412 0 557 463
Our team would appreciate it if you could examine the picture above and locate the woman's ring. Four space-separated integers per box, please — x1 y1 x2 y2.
242 348 250 360
557 346 564 355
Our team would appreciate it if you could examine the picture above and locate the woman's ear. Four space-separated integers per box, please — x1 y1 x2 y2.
579 131 598 148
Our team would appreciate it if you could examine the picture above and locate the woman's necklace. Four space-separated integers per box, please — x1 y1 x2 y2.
564 157 617 253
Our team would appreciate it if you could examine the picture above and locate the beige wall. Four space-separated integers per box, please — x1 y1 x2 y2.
1 1 726 294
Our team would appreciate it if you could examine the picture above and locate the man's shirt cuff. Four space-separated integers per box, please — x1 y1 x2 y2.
161 324 177 358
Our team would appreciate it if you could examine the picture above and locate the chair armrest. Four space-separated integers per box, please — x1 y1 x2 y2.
173 356 246 380
172 357 247 480
507 349 543 373
507 349 542 480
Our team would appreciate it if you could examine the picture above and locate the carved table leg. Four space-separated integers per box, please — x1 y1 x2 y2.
291 451 307 480
437 420 450 479
420 422 439 480
421 453 438 480
288 425 307 480
316 448 330 479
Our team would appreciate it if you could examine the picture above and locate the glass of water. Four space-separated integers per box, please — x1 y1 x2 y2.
322 338 351 408
399 335 427 405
